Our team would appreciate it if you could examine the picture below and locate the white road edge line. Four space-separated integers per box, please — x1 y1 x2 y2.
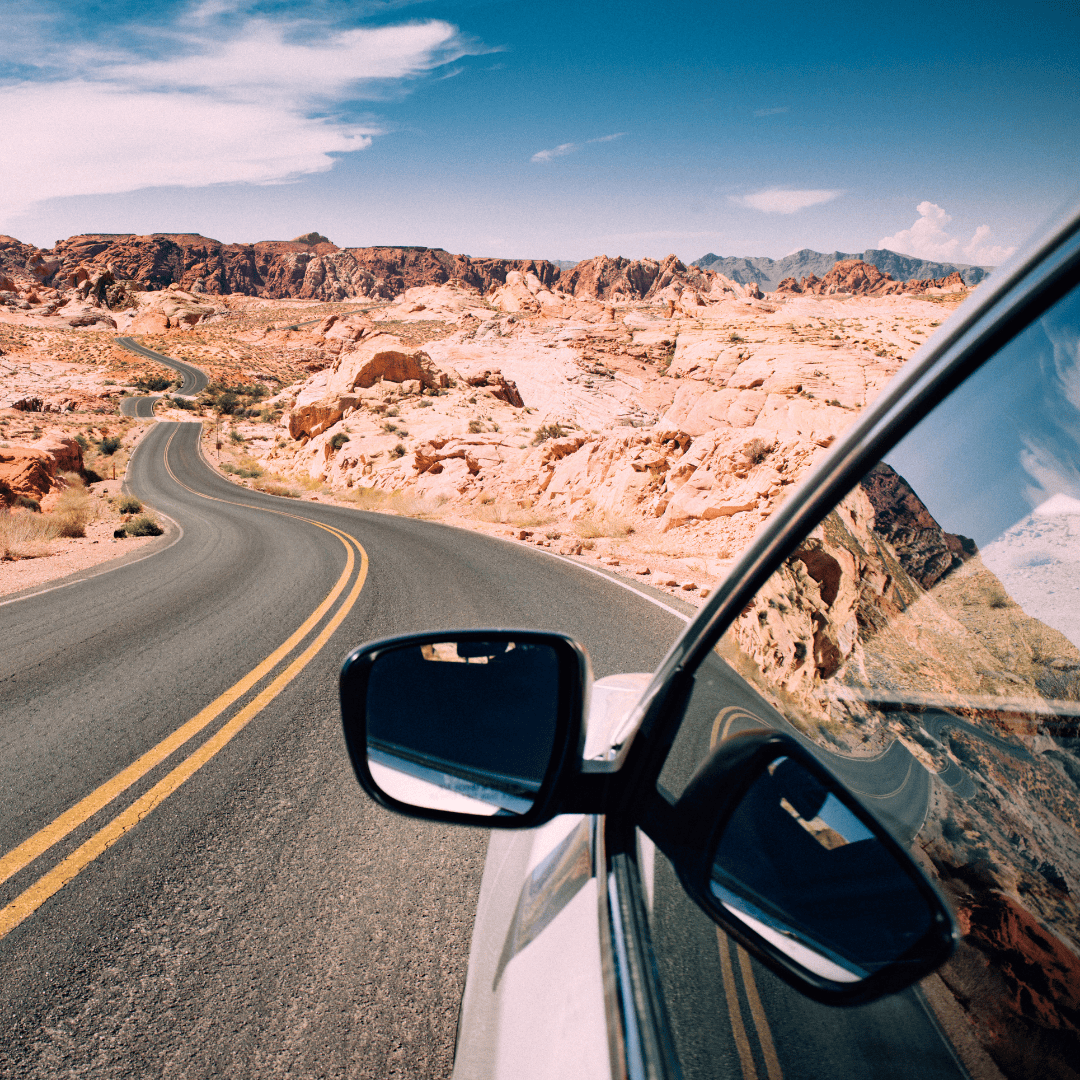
483 532 692 623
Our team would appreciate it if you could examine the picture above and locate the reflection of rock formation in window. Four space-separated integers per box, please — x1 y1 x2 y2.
860 462 977 590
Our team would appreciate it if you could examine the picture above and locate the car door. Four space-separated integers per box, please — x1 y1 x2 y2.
606 197 1080 1080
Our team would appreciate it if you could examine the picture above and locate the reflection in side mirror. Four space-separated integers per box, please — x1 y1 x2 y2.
340 630 590 827
668 731 956 1005
711 756 934 984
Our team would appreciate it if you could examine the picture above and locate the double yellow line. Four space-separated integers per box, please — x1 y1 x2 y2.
0 424 369 941
712 706 785 1080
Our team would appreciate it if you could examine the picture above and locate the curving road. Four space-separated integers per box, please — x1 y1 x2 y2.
117 337 209 417
0 420 691 1078
0 382 968 1078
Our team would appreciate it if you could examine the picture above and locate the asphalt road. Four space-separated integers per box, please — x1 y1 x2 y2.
0 420 689 1079
116 337 209 417
0 401 965 1078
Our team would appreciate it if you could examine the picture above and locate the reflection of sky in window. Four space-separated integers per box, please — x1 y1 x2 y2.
884 281 1080 548
816 794 874 845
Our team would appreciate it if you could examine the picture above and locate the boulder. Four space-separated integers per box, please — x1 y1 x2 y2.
0 436 83 504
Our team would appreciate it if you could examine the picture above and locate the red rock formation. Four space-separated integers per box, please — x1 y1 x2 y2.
31 234 563 303
774 260 970 298
557 253 714 301
0 437 84 504
860 462 977 589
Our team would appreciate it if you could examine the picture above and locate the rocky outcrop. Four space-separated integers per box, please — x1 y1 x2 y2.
286 334 451 439
558 253 719 302
463 370 524 407
0 437 84 504
859 462 977 589
776 260 970 298
23 234 563 303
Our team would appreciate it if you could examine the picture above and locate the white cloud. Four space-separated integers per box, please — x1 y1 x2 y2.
532 142 578 163
732 189 842 214
531 133 624 163
879 202 1015 265
0 5 478 225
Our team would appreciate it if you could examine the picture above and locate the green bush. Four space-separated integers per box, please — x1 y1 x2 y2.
125 515 164 536
391 443 406 459
135 375 174 393
117 495 142 514
74 434 90 451
99 436 122 455
15 495 40 512
329 432 349 451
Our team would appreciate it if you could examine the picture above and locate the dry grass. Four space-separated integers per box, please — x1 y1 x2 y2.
341 485 446 519
573 510 634 539
52 475 94 538
253 473 301 498
0 509 56 559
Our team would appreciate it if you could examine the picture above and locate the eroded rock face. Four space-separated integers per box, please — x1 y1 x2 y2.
0 436 84 504
860 462 977 589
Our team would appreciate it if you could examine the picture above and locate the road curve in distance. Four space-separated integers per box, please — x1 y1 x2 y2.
115 336 209 396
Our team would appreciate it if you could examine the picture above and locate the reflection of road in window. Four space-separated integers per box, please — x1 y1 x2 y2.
718 278 1080 1080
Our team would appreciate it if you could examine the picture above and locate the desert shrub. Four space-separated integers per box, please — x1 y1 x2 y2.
15 495 40 512
53 480 93 537
135 375 174 393
117 495 142 514
532 423 567 445
254 478 300 498
74 434 90 451
507 508 557 528
574 511 634 539
125 514 164 536
468 419 483 434
329 432 349 451
172 397 196 411
391 443 406 459
743 438 772 465
1 507 56 559
222 462 263 479
113 528 127 539
229 430 245 444
418 399 432 408
99 436 122 455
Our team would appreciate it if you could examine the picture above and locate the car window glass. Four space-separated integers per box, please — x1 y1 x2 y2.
651 277 1080 1080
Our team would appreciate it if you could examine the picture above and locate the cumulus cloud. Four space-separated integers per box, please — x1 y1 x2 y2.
0 3 480 225
531 133 624 163
879 202 1015 265
732 189 842 214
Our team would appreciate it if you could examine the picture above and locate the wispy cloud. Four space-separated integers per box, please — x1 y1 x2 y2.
0 1 485 225
732 189 842 214
531 132 625 163
753 106 788 117
879 202 1015 264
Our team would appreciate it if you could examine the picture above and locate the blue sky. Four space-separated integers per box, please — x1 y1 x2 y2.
2 0 1077 263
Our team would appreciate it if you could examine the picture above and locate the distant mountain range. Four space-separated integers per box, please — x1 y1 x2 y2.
691 248 993 291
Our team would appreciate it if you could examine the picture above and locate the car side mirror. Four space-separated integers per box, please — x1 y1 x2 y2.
654 730 957 1005
340 630 591 827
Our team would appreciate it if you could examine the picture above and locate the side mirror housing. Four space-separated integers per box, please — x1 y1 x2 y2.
652 730 957 1005
340 629 592 827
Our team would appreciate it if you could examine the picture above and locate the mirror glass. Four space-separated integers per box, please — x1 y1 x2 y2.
365 638 561 816
709 755 934 984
